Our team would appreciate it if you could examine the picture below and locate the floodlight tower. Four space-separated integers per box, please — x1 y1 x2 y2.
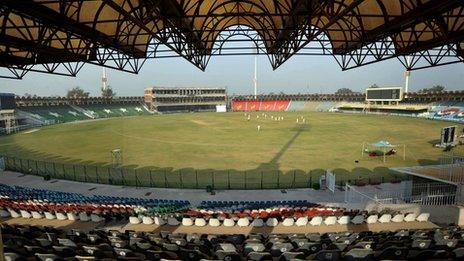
404 56 412 97
102 67 108 91
253 48 258 99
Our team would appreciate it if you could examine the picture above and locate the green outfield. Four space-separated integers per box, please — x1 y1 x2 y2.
1 112 462 189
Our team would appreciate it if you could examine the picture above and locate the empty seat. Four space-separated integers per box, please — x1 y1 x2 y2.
295 217 308 226
20 210 32 219
324 216 337 226
250 218 264 227
344 248 373 260
237 218 250 227
244 243 266 255
35 253 60 261
4 253 24 261
154 216 166 225
78 212 90 222
404 213 418 222
223 218 235 227
129 216 141 224
0 209 10 218
247 251 272 261
375 247 408 260
378 214 392 223
416 213 430 222
168 217 180 226
44 212 56 220
366 215 378 224
182 218 193 226
351 215 365 225
8 209 20 218
266 218 278 227
392 214 405 223
142 216 153 225
56 212 67 220
194 218 206 227
338 216 350 225
209 218 220 227
309 216 323 226
90 214 104 222
282 218 294 227
31 211 44 219
67 212 78 221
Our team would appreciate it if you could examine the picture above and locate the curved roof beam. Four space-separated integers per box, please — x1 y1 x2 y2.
336 0 463 55
3 0 147 58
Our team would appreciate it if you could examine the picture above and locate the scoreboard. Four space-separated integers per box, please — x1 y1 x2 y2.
366 87 403 102
0 93 16 110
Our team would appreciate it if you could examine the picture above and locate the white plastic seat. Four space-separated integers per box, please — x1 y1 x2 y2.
44 211 56 220
90 214 104 222
194 218 207 227
142 216 154 225
309 216 323 226
67 212 78 221
416 213 430 222
8 209 20 218
324 216 337 226
182 218 193 226
31 211 43 219
20 210 32 219
404 213 417 222
392 214 405 223
366 215 378 224
223 218 235 227
78 212 90 222
208 218 220 227
295 217 308 227
154 216 166 226
378 214 392 223
237 218 250 227
282 218 295 227
338 216 350 225
129 216 141 224
351 215 365 225
0 209 10 218
56 212 67 220
266 218 278 227
250 218 264 227
167 217 180 226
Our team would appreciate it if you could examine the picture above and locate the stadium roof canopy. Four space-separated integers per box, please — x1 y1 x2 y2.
0 0 463 79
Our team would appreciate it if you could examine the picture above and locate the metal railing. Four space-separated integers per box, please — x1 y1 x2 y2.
345 182 458 206
2 155 327 190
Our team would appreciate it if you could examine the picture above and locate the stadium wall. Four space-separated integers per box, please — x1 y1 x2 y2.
231 100 290 111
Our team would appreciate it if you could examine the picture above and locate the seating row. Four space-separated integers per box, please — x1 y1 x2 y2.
4 223 462 261
128 213 430 227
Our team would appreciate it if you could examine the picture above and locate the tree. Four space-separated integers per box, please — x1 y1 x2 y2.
66 87 89 99
419 85 445 93
101 85 116 98
336 88 353 94
428 85 445 92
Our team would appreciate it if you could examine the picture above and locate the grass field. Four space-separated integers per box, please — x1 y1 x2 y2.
1 112 463 188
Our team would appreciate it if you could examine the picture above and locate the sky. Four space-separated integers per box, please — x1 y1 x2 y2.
1 53 463 97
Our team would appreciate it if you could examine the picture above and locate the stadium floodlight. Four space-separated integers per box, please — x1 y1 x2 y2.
253 47 258 99
111 149 122 168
